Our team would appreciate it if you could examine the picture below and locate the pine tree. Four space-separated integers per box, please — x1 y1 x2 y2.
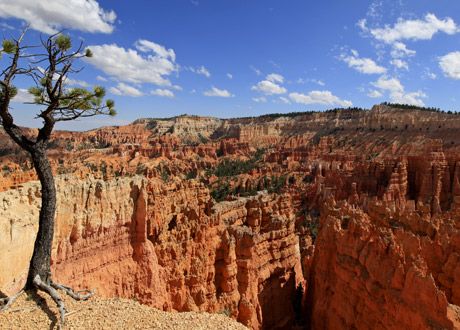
0 26 115 326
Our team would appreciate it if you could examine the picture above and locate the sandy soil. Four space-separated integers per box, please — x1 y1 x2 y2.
0 290 248 330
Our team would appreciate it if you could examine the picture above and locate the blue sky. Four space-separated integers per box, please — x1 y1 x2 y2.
2 0 460 130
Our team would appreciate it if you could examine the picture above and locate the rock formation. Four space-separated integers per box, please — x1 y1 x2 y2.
305 196 460 329
1 175 303 329
2 105 460 329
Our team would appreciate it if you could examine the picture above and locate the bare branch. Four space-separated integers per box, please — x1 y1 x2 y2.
0 26 35 150
16 24 30 44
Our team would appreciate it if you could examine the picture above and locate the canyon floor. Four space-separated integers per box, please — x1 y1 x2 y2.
2 104 460 329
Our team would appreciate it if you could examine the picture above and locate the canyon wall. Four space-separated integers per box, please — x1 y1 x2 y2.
2 106 460 329
0 175 302 330
305 197 460 329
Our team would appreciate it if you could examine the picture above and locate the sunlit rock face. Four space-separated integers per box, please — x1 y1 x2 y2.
2 105 460 329
0 176 303 329
305 196 460 329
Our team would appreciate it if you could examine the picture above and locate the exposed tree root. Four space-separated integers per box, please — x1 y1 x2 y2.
50 280 97 300
33 275 68 325
1 276 96 328
32 275 97 327
0 290 24 312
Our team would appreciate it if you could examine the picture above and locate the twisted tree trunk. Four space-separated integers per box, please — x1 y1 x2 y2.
27 146 56 287
1 28 104 326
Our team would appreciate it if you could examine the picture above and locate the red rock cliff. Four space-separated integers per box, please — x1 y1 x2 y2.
3 106 460 329
0 175 303 329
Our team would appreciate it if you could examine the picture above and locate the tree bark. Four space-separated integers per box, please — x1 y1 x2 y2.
27 146 56 286
1 30 100 323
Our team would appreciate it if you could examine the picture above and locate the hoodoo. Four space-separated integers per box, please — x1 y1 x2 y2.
2 106 460 329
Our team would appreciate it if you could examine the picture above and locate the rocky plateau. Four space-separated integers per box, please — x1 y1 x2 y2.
2 104 460 329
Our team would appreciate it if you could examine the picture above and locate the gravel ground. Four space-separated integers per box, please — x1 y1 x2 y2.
0 291 248 330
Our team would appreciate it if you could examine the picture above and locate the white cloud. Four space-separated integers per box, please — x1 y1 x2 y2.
96 75 108 82
439 51 460 79
371 76 426 106
64 77 91 88
367 89 383 98
297 78 325 86
357 19 368 32
251 80 287 95
135 40 176 62
280 96 291 104
370 14 458 44
250 65 262 76
0 22 14 30
269 60 281 69
289 90 352 107
340 50 386 74
266 73 284 83
362 14 458 60
11 89 35 103
367 1 383 19
203 86 234 97
84 42 178 86
426 72 437 79
198 66 210 77
390 59 408 71
252 73 287 95
188 66 210 78
151 89 174 98
227 73 233 79
391 42 416 58
252 97 267 103
109 83 143 97
371 76 403 92
191 1 199 5
172 85 183 90
0 0 116 34
49 72 91 88
389 91 427 106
